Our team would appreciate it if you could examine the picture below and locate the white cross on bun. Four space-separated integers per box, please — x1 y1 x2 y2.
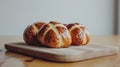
37 21 72 48
66 23 90 45
23 22 46 46
23 21 90 48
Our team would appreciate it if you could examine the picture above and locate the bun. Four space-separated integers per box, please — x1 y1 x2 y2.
23 22 46 45
37 21 72 48
23 21 90 47
66 23 90 45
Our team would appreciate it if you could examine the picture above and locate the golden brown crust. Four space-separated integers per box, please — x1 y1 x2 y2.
24 21 89 47
56 26 71 47
23 25 38 45
37 24 50 37
37 24 51 45
66 23 90 45
44 29 60 48
37 21 72 48
23 22 46 45
86 33 90 44
49 21 60 25
67 23 76 30
34 22 46 29
70 27 82 45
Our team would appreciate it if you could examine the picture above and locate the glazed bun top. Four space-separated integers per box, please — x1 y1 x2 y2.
66 23 90 45
37 21 72 48
23 21 90 47
23 22 46 45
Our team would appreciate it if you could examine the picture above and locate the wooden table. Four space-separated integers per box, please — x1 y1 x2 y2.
0 35 120 67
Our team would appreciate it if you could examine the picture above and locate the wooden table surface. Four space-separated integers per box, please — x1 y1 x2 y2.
0 35 120 67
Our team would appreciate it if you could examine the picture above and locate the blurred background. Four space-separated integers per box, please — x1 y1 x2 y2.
0 0 120 36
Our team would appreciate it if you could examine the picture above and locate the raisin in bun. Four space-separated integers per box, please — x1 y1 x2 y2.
66 23 90 45
23 22 46 45
37 21 72 48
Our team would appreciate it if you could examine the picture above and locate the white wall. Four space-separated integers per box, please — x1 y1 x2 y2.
118 0 120 34
0 0 115 35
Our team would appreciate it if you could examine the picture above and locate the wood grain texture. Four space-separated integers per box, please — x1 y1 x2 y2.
0 35 120 67
5 42 119 62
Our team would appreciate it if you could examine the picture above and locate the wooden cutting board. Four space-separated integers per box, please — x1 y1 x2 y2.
5 42 119 62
